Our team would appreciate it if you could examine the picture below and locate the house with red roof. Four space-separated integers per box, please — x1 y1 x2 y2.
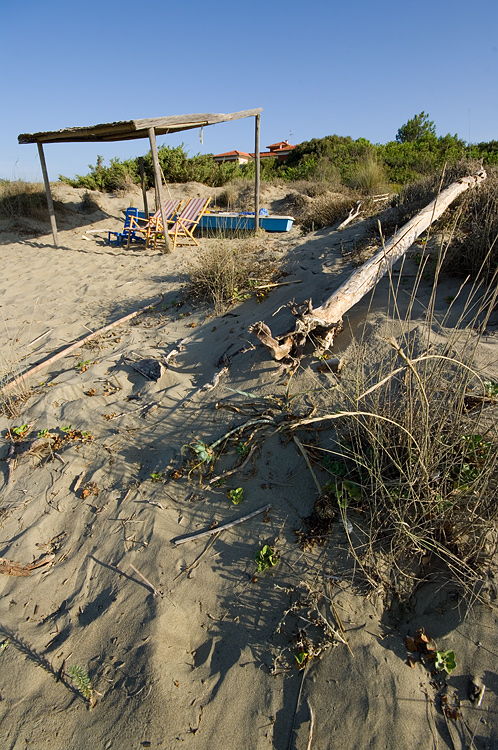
212 150 252 165
213 140 296 164
263 140 296 161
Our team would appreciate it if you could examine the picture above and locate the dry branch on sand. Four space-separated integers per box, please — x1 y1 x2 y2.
250 170 487 365
0 295 163 396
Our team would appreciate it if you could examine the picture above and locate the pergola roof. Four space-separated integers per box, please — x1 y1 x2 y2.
18 109 263 144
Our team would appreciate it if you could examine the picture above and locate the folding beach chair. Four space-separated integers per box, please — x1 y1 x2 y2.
107 207 141 247
167 196 211 250
130 198 183 250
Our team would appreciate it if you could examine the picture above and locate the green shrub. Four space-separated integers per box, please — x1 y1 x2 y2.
347 158 389 195
396 112 436 143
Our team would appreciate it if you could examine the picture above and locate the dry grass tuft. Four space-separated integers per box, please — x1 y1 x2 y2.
444 167 498 280
217 179 254 211
315 247 498 603
188 237 276 314
0 354 33 418
0 180 51 222
286 189 359 231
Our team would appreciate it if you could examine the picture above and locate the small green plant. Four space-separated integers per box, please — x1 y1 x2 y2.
236 443 250 458
11 424 28 437
322 457 348 475
192 441 214 463
323 479 361 508
483 380 498 398
255 544 278 573
61 425 72 433
294 649 309 669
68 664 96 705
182 440 215 477
452 434 496 489
435 650 456 674
232 287 251 302
37 428 50 438
75 360 92 373
150 472 163 481
227 487 244 505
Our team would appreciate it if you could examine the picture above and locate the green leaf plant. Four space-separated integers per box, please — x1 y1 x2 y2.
435 650 456 674
228 487 244 505
255 544 278 573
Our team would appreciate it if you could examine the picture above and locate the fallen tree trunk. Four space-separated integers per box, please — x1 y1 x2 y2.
250 170 487 363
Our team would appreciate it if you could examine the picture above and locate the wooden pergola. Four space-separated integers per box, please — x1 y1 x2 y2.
18 108 263 251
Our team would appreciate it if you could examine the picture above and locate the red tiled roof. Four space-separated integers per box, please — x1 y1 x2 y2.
266 141 295 150
249 152 280 158
213 150 251 158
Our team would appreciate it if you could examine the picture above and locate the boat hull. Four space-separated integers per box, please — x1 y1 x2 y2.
199 213 294 232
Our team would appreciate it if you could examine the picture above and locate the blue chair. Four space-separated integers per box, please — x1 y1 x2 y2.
108 208 143 247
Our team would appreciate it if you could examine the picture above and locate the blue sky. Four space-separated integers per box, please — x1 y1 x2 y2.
1 0 497 181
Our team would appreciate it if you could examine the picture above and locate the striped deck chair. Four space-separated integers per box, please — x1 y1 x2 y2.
167 196 211 250
128 199 183 249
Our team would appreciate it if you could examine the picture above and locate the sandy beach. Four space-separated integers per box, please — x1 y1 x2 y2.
1 182 498 750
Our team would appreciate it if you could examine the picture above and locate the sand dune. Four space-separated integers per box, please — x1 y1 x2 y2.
0 184 497 749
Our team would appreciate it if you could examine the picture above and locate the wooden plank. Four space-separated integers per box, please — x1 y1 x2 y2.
37 142 59 247
19 121 136 144
18 110 263 144
138 157 148 218
148 127 170 254
254 113 261 231
134 109 264 132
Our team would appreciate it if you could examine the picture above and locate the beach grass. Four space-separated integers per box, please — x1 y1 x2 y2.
313 232 498 603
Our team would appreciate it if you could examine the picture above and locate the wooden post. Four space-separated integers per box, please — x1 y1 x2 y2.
37 142 59 247
148 127 170 253
138 157 149 218
254 113 261 232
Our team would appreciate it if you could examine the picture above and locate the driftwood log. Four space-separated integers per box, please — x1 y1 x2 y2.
250 170 487 363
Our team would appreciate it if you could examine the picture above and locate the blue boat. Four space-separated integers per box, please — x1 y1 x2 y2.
199 211 294 233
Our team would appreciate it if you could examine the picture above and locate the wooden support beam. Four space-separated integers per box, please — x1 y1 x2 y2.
250 169 488 363
37 142 59 247
254 113 261 232
138 156 149 219
148 127 170 254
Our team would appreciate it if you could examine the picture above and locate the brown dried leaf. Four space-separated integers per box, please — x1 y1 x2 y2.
443 706 460 720
405 636 418 652
415 628 429 643
169 468 184 480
